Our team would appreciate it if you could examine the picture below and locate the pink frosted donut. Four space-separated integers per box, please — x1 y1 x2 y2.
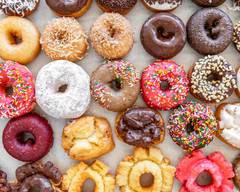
0 61 35 118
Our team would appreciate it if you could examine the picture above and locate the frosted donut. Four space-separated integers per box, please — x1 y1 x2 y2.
90 13 134 59
0 17 40 65
36 60 90 119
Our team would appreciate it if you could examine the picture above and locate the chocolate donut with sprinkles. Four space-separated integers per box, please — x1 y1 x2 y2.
189 55 237 103
168 102 218 152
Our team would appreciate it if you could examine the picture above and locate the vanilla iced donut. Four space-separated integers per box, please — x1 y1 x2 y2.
36 60 90 119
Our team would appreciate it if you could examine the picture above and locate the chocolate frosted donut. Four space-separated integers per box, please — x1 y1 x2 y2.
187 8 233 55
193 0 225 7
116 107 165 147
142 0 182 11
141 13 186 59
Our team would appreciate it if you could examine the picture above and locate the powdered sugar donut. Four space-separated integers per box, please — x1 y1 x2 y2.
36 60 90 119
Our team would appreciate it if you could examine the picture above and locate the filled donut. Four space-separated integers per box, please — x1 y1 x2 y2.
142 0 182 12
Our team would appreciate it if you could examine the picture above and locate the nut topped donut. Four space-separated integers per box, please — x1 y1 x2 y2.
142 0 182 12
91 60 140 112
189 55 237 103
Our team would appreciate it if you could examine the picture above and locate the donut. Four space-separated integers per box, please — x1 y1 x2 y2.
41 17 88 62
90 13 134 59
233 21 240 53
0 61 35 119
62 116 115 161
0 17 40 65
62 160 115 192
233 154 240 189
0 170 11 192
116 147 176 192
189 55 237 103
96 0 137 14
237 67 240 97
2 113 53 162
45 0 92 17
141 0 182 11
141 60 189 111
141 13 186 59
36 60 90 119
176 150 234 192
115 107 165 147
192 0 225 7
187 8 233 55
90 60 140 112
167 102 217 152
0 0 39 17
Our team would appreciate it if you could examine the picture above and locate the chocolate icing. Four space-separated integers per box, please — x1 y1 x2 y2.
193 0 225 7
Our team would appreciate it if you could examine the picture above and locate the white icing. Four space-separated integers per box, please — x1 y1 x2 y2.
237 68 240 93
36 60 90 119
219 104 240 148
143 0 181 10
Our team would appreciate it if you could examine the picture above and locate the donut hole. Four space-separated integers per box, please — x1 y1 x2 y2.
156 27 174 41
186 119 198 134
107 25 117 38
109 78 122 91
55 30 68 41
82 179 96 192
204 20 220 40
5 86 13 96
196 171 213 186
160 80 170 91
207 72 222 84
57 84 68 93
29 186 41 192
16 132 35 145
8 31 22 45
140 173 154 188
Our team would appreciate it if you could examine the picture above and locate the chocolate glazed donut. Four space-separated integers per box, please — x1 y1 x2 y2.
187 8 233 55
193 0 225 7
141 13 186 59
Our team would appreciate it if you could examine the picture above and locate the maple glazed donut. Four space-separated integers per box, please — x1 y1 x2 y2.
0 17 40 65
142 0 182 11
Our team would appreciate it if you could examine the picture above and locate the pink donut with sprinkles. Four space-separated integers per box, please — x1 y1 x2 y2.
141 60 189 110
0 61 35 118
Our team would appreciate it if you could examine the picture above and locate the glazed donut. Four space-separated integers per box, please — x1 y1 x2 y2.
0 17 40 65
141 60 189 111
115 107 165 147
168 102 217 152
36 60 90 119
96 0 137 14
0 61 35 119
2 113 53 162
187 8 233 55
62 160 115 192
192 0 225 7
189 55 237 103
62 116 115 161
176 150 234 192
141 13 186 59
233 22 240 53
90 13 134 59
116 147 176 192
41 17 88 62
90 60 140 112
233 154 240 189
142 0 182 11
46 0 92 17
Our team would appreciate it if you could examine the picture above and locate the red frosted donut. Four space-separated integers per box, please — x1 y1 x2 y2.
141 60 189 110
2 113 53 162
0 61 35 118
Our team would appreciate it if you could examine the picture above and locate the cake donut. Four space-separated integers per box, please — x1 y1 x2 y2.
142 0 182 11
233 22 240 53
0 61 35 119
2 113 53 162
41 17 88 62
116 147 176 192
36 60 90 119
0 0 40 16
91 60 140 112
168 102 217 152
189 55 237 103
141 13 186 59
192 0 225 7
187 8 233 55
141 60 189 111
237 67 240 97
90 13 134 59
233 154 240 189
0 17 40 65
115 107 165 147
46 0 92 17
176 150 234 192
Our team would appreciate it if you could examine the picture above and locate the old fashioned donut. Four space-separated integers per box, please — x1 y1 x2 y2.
141 60 189 111
142 0 182 11
62 160 115 192
41 17 88 62
0 61 35 119
189 55 237 103
176 150 234 192
96 0 137 14
62 116 115 161
2 113 53 162
90 13 134 59
233 154 240 189
168 102 217 152
141 13 186 59
0 17 40 65
46 0 92 17
36 60 90 119
116 147 176 192
91 60 140 112
233 22 240 53
115 107 165 147
192 0 225 7
187 8 233 55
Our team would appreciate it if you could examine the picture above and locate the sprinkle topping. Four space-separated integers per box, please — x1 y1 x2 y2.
233 21 240 52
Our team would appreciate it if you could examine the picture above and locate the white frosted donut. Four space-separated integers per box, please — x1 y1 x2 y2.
36 60 90 119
